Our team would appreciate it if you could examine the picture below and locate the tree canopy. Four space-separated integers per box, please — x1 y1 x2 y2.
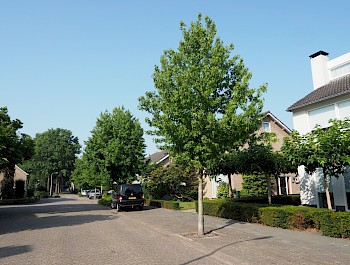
24 128 81 189
0 107 34 198
281 119 350 210
72 107 146 189
139 14 266 235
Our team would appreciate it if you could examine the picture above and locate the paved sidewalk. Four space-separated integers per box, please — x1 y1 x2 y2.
115 206 350 265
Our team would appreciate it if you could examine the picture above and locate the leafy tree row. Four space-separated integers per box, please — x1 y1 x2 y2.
0 107 34 198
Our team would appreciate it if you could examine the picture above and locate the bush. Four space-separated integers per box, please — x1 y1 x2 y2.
98 194 112 207
216 182 229 199
199 199 350 239
34 191 48 198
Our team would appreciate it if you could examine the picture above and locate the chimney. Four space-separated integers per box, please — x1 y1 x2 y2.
309 51 330 90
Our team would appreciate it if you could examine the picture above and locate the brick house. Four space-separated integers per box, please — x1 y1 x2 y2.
204 111 299 199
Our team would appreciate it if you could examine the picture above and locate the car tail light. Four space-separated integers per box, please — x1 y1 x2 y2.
119 196 123 202
142 194 144 199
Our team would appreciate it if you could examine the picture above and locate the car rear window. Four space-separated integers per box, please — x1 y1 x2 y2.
121 185 142 195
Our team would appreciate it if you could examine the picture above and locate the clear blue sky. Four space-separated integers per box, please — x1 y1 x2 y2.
1 1 349 155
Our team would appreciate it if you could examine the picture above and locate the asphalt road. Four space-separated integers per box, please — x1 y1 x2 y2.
1 194 350 265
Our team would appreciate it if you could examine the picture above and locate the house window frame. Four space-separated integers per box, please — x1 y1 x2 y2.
262 122 271 133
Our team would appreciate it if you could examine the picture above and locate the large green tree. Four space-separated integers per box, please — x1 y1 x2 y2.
282 119 350 210
0 107 34 198
25 128 81 191
139 14 266 236
76 107 146 187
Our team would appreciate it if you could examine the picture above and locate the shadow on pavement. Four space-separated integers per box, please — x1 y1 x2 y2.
0 196 118 235
0 245 32 259
206 219 244 234
180 236 273 265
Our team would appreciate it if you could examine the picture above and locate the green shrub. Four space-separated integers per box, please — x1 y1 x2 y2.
98 195 112 206
216 182 229 199
34 191 48 198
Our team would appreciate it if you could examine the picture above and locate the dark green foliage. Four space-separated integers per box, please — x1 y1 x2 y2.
72 107 145 190
98 194 112 207
0 107 34 198
241 174 268 197
231 194 300 205
198 200 262 222
34 191 48 198
201 199 350 239
144 164 197 201
24 128 81 189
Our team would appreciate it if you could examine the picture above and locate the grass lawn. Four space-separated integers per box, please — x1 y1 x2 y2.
178 201 196 210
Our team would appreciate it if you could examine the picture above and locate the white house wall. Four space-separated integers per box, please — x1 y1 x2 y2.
292 111 309 135
299 166 318 206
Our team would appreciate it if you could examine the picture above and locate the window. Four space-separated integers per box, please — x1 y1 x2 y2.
338 100 350 120
308 104 335 130
262 122 271 133
330 62 350 80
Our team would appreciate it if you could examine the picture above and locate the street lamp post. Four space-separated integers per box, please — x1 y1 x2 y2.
50 172 58 197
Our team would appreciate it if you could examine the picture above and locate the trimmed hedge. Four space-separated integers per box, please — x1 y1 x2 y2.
199 200 350 239
0 197 39 205
145 199 180 210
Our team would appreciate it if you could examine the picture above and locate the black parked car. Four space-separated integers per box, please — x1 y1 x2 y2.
111 184 144 211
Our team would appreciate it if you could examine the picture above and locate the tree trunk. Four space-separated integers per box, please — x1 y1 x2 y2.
197 172 204 237
323 169 333 210
227 173 233 199
266 174 272 205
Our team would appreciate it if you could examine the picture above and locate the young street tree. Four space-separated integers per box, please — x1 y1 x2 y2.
76 107 146 188
25 128 81 191
0 107 34 198
139 14 266 236
282 119 350 210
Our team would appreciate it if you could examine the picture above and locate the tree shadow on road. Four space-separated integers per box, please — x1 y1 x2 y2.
0 245 32 259
0 197 118 235
205 219 243 234
180 236 273 265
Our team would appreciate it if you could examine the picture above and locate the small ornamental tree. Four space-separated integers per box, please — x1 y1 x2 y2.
139 14 266 236
282 119 350 210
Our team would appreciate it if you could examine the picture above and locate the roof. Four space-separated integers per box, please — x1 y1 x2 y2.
147 150 169 164
264 111 292 134
287 74 350 112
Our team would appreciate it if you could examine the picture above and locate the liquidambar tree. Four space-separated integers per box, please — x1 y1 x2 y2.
139 14 266 236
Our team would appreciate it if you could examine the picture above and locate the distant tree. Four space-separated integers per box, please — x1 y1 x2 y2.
77 107 146 187
281 119 350 210
139 14 266 236
70 157 92 190
26 128 81 191
144 164 197 200
0 107 34 198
